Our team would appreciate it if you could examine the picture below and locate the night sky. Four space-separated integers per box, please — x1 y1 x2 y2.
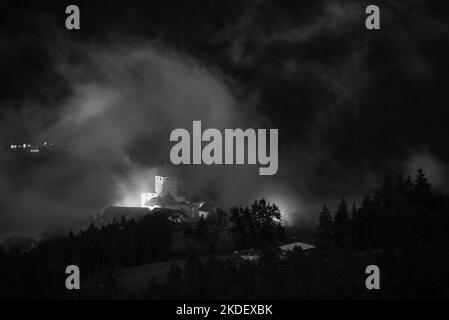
0 0 448 237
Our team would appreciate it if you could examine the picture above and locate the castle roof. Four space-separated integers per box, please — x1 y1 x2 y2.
278 242 315 252
144 194 180 207
199 201 217 212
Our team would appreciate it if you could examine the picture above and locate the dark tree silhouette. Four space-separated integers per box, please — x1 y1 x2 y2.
317 205 332 249
333 197 350 246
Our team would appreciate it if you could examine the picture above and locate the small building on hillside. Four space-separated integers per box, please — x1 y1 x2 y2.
278 241 316 257
198 201 218 218
238 241 316 262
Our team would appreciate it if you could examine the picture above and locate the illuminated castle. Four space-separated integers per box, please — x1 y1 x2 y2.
141 176 217 219
141 176 185 207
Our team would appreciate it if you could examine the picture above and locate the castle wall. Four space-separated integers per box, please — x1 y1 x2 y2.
155 176 178 197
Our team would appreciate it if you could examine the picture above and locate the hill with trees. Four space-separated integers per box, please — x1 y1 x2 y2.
1 169 448 299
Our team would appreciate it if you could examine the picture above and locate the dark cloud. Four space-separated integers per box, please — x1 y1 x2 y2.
0 0 448 237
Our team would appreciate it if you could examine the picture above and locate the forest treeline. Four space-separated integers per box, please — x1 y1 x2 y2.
0 200 283 299
1 169 448 299
144 169 449 299
318 168 448 251
185 199 284 253
0 211 175 299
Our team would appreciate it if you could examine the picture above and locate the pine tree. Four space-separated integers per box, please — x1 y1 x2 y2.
317 205 332 248
333 198 350 246
414 168 432 206
229 207 245 250
335 197 349 225
381 175 394 212
415 168 431 192
351 203 357 219
195 216 207 242
415 168 429 186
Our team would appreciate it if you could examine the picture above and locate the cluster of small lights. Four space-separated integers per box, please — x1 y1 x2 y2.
10 144 31 149
9 142 53 153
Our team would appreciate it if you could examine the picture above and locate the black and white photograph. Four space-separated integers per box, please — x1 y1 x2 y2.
0 0 449 304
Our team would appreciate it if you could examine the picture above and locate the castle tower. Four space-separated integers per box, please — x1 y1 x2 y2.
141 175 186 209
155 176 178 197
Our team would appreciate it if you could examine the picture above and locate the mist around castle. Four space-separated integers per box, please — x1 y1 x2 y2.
1 0 449 303
2 168 449 299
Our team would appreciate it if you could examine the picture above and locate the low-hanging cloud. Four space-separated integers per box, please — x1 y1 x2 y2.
0 39 293 239
1 0 449 239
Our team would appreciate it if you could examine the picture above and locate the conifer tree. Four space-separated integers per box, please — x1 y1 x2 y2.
414 168 432 206
335 197 349 225
317 205 332 247
333 197 350 246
